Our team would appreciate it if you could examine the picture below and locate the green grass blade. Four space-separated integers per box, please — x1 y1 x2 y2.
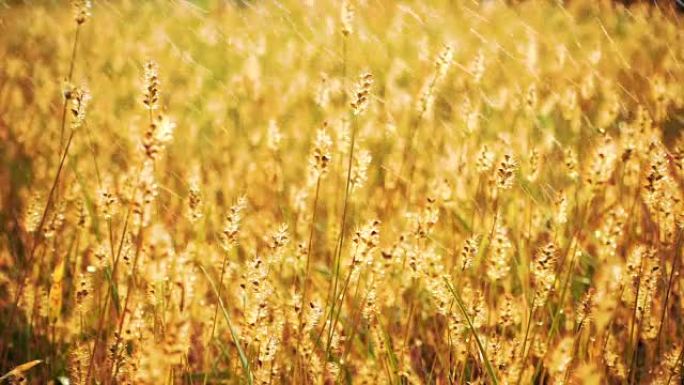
444 277 498 385
198 263 253 385
103 265 121 314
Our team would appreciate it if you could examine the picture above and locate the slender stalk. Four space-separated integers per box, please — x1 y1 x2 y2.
203 248 231 385
457 336 472 385
84 202 132 385
110 222 146 382
324 113 358 356
444 278 499 385
295 176 321 379
301 177 322 317
1 16 83 369
334 32 348 224
199 263 253 385
60 24 81 147
399 70 439 206
655 231 682 357
515 306 535 385
338 271 369 364
326 244 359 358
110 109 155 383
210 251 231 340
81 118 127 384
665 344 684 385
627 250 648 385
1 128 76 368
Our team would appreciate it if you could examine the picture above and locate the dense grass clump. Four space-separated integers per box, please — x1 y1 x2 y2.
0 0 683 384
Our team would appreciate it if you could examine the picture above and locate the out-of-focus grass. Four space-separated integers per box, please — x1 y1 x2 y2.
0 0 683 384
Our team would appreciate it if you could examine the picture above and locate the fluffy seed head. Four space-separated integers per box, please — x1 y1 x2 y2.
340 0 354 36
309 125 333 181
495 153 517 190
142 60 160 111
71 0 91 24
351 72 373 116
70 85 91 130
220 196 247 252
459 235 479 271
436 44 453 79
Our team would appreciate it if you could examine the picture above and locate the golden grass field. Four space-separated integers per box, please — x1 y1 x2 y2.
0 0 683 383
